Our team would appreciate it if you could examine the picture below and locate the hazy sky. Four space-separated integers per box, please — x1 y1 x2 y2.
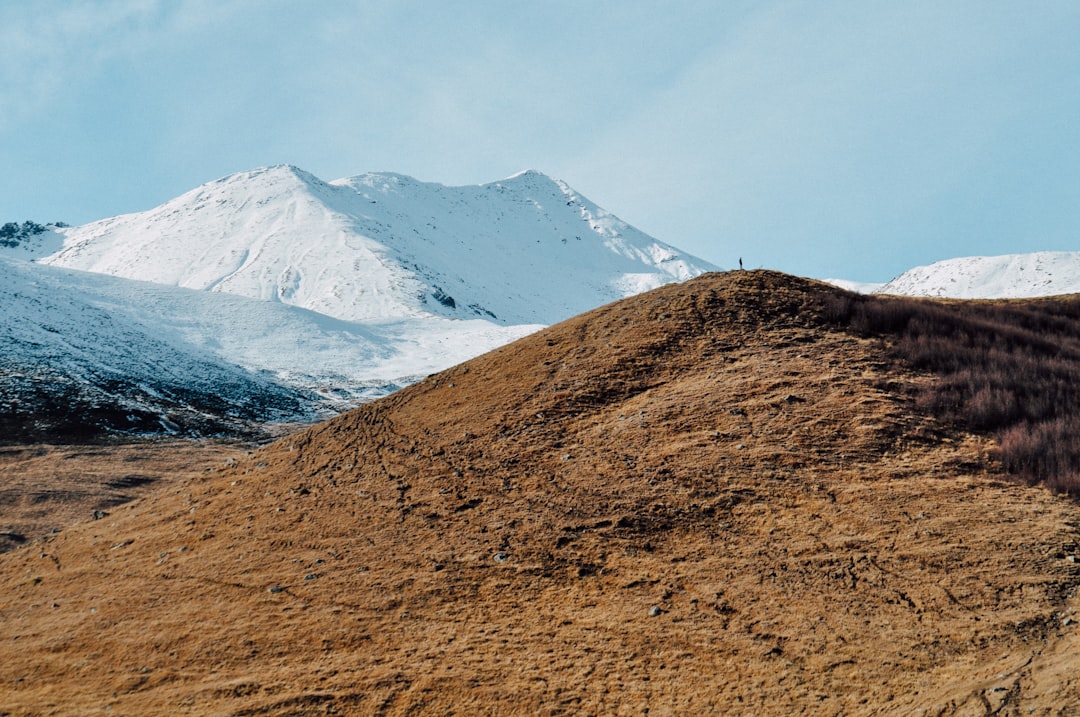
2 1 1078 282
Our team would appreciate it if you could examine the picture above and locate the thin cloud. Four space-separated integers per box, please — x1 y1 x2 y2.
0 0 262 131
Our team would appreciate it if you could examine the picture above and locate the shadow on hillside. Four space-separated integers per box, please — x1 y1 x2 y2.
826 291 1080 495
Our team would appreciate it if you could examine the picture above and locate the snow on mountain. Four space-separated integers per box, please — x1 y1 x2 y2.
820 278 885 294
0 257 313 439
876 251 1080 299
41 165 716 326
1 256 541 422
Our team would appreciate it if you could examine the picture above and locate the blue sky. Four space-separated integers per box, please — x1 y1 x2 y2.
1 1 1078 282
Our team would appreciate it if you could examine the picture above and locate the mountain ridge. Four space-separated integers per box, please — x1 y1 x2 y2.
39 165 716 326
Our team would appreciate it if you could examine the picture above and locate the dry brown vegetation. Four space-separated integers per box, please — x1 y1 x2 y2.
826 291 1080 493
0 441 251 553
2 271 1080 715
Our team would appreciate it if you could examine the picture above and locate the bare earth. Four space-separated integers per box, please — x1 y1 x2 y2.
2 272 1080 715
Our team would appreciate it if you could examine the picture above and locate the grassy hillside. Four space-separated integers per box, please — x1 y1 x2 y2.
2 271 1080 715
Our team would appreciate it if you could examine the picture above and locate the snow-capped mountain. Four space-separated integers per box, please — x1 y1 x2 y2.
4 165 714 438
41 165 714 326
876 251 1080 299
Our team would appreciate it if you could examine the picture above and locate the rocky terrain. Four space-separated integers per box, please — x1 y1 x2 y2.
2 271 1080 715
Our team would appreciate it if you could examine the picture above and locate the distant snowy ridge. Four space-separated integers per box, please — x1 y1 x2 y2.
0 255 542 438
6 255 539 393
820 278 885 294
876 251 1080 299
41 165 716 326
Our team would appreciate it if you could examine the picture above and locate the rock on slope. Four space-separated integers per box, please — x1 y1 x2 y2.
877 250 1080 298
3 271 1080 714
40 165 716 326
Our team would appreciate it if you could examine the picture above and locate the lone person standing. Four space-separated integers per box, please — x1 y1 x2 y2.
738 257 744 270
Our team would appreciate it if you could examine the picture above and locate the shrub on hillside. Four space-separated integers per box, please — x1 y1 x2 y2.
825 292 1080 495
0 220 48 248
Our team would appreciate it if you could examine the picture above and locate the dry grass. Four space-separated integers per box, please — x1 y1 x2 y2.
0 441 251 553
825 291 1080 493
2 271 1080 715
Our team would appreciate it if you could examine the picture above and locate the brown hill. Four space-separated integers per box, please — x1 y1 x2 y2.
3 270 1080 715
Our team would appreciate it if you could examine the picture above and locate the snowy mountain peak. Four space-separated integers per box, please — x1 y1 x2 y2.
200 164 352 210
496 169 561 190
42 166 716 325
196 164 327 196
488 168 574 197
503 168 544 180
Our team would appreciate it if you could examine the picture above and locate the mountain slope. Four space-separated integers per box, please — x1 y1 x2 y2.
13 257 540 398
3 271 1080 714
40 165 716 326
0 257 542 438
877 250 1080 298
0 258 312 441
